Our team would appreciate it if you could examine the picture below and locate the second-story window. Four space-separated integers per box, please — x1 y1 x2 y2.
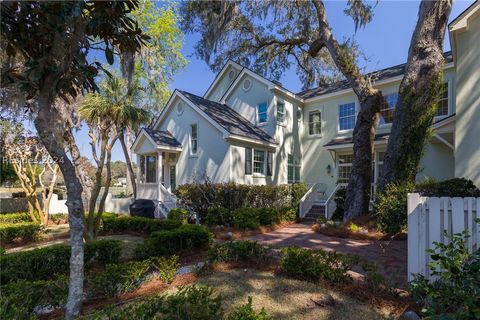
308 110 321 135
276 101 285 123
380 93 398 125
258 102 267 124
339 103 356 131
190 123 198 155
436 82 449 117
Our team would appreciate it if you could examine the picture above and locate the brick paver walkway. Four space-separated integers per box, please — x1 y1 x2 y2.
247 223 408 288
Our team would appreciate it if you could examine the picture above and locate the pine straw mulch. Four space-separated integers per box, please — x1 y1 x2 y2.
209 220 296 241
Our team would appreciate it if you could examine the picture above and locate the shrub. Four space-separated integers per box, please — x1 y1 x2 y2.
226 297 270 320
374 182 414 234
409 228 480 319
279 207 297 222
205 207 231 226
280 246 360 282
206 241 272 264
331 187 346 221
0 212 31 223
152 255 180 283
0 222 43 244
85 285 223 320
258 208 280 225
102 215 182 234
290 183 309 208
416 177 480 197
167 208 189 224
0 239 121 284
232 208 260 229
0 276 68 319
135 224 212 259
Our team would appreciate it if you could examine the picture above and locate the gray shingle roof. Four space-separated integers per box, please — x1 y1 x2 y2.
298 52 453 100
324 133 390 147
143 128 182 148
179 90 277 145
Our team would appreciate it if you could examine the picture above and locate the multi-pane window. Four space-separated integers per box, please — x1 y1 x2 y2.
337 154 353 183
339 103 356 131
145 155 157 183
287 154 301 183
379 93 398 125
436 82 449 117
170 165 176 191
276 101 285 123
190 124 198 154
377 152 385 181
258 102 268 123
139 155 146 183
308 110 321 135
253 150 265 174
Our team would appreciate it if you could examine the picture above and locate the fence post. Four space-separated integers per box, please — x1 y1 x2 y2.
407 193 421 282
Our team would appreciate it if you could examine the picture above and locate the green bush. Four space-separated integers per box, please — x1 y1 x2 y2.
374 182 414 234
0 276 68 319
416 177 480 197
258 208 280 225
85 285 223 320
206 241 272 264
226 297 269 320
0 239 121 284
279 207 297 222
409 227 480 319
175 182 307 220
0 222 43 244
280 246 360 282
232 208 260 229
152 255 180 283
0 212 31 223
135 224 212 259
167 208 189 224
331 187 346 221
205 207 231 226
102 215 182 234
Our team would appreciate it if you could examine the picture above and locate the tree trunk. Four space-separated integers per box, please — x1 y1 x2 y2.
95 140 116 237
35 94 84 320
381 0 453 189
119 129 136 198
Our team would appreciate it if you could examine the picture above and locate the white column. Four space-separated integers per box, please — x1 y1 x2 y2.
157 151 163 201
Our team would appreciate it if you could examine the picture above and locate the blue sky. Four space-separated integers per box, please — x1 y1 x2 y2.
33 0 475 163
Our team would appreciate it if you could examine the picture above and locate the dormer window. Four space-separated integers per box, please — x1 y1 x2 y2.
258 102 267 124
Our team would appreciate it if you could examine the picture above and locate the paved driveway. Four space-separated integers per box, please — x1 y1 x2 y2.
247 223 408 288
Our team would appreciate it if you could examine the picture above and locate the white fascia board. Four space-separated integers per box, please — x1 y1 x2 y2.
324 139 388 151
131 128 157 152
225 135 277 150
204 60 243 99
152 90 178 129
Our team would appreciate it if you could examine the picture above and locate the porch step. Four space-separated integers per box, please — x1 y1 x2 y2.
302 205 326 223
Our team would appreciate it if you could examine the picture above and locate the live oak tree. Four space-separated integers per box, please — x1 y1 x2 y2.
380 0 453 189
0 1 147 318
181 0 388 220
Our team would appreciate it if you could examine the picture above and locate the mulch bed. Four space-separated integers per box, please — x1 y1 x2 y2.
210 220 296 241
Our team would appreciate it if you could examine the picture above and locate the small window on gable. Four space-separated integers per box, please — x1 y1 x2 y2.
243 78 252 91
190 124 198 155
436 82 449 117
228 69 236 80
339 103 356 131
308 110 321 135
276 101 285 123
379 93 398 125
258 102 267 124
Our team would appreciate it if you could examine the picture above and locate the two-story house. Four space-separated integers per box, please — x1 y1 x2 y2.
132 2 480 218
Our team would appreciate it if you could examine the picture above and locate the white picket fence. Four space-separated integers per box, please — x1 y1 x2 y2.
407 193 480 281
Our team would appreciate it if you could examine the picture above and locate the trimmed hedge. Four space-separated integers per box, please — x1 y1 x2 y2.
0 212 31 223
416 177 480 197
0 239 121 284
175 182 307 219
102 215 182 234
207 207 297 228
206 241 272 264
135 224 212 259
0 222 42 244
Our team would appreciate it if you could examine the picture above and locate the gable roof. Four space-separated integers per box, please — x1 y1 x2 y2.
297 52 453 101
203 60 243 99
449 0 480 31
131 128 182 152
179 90 277 145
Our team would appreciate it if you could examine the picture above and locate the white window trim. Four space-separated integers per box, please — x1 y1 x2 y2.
336 153 353 184
337 102 357 133
257 102 268 127
434 80 451 120
252 149 267 177
307 109 322 137
276 99 286 126
189 122 199 157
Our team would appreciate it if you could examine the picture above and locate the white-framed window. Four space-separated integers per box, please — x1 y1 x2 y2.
276 100 285 123
287 154 301 183
379 93 398 125
258 102 268 124
337 154 353 183
253 149 265 174
338 103 356 131
308 110 321 135
145 155 157 183
436 82 449 117
190 123 198 155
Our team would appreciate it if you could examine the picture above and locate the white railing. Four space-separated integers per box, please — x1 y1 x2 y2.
299 183 318 218
407 193 480 281
324 184 341 219
137 183 158 200
159 183 177 212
